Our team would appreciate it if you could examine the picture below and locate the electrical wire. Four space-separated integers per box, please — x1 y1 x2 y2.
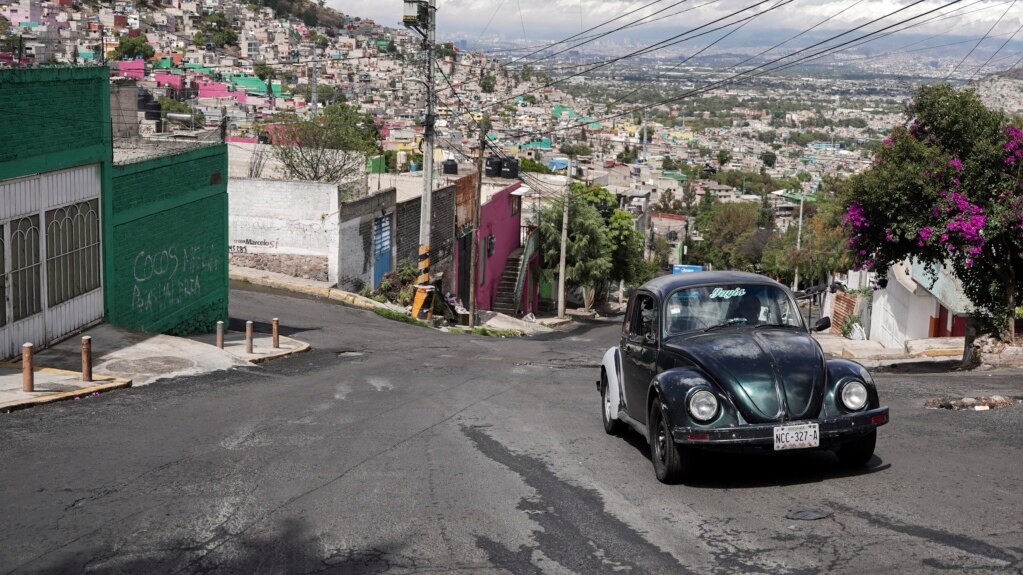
968 18 1023 80
945 0 1016 79
481 0 965 139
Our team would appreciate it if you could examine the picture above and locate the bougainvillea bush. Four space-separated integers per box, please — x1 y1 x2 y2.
845 84 1023 341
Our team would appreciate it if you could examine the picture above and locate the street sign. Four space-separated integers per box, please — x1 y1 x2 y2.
672 265 704 274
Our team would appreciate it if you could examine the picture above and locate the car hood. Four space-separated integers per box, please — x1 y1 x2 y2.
666 327 826 423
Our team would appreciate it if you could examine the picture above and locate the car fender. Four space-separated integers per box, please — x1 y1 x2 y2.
826 358 880 409
600 347 622 420
649 368 718 431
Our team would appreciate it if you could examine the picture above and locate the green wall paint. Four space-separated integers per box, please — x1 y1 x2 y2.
0 67 112 181
106 145 229 334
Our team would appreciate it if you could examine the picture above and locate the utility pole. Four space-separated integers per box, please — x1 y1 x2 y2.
468 126 486 328
310 48 318 116
405 0 437 320
557 157 571 319
793 193 804 291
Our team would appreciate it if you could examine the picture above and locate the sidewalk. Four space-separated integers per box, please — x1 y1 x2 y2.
229 265 400 312
814 332 965 368
0 323 309 413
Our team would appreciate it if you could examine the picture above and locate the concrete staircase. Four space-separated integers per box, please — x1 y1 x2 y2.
492 248 524 316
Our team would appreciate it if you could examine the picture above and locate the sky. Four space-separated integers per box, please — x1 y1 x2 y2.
331 0 1023 48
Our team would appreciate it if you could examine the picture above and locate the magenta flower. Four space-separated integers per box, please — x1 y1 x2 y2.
919 226 932 240
948 158 963 171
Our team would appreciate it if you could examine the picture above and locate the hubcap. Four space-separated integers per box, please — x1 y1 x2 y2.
604 386 611 419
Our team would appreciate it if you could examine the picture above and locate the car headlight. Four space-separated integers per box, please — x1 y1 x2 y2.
689 389 719 422
840 381 868 411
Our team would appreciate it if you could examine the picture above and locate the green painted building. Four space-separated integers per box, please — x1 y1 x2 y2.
107 146 229 334
0 67 228 359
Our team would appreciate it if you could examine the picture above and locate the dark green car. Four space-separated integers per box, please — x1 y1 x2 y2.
598 271 889 484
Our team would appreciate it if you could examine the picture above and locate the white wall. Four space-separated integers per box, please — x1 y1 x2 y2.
227 178 340 282
870 266 934 350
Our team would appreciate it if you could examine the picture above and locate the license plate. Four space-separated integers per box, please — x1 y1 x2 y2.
773 423 820 451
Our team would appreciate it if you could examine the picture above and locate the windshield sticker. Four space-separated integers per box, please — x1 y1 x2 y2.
710 287 746 299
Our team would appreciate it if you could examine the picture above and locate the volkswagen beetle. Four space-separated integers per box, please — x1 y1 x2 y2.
598 271 889 484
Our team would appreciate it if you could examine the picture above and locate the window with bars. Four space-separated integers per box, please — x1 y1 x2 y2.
10 215 42 322
45 200 101 307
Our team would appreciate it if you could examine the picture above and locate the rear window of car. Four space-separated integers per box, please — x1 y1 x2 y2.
663 283 802 335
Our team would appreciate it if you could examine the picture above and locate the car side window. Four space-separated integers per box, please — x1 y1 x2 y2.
629 294 657 344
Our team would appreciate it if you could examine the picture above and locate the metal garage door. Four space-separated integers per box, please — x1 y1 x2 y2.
0 164 103 360
373 214 392 289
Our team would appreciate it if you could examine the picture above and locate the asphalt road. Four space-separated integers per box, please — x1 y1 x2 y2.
1 288 1022 574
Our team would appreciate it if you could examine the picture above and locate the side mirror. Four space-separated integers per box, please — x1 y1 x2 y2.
813 316 832 332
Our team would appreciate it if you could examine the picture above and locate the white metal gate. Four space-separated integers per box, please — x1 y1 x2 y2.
0 164 103 360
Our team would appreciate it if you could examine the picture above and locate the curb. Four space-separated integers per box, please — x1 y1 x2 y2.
246 340 312 364
0 373 133 413
229 269 386 312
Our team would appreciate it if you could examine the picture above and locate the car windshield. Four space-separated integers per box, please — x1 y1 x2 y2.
663 283 802 335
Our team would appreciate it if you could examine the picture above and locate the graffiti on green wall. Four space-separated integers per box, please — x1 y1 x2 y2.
106 146 229 334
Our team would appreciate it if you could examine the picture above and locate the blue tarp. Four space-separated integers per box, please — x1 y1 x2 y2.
547 158 569 170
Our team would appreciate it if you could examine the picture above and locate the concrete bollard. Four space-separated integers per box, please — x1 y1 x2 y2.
22 343 33 392
245 320 254 354
81 336 92 383
272 318 280 349
216 320 224 349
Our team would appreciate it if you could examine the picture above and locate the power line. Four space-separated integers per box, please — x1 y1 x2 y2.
969 18 1023 80
606 0 796 109
945 0 1016 79
478 0 783 114
495 0 966 139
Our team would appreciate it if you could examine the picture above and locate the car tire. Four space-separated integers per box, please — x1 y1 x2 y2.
835 429 876 467
601 371 624 435
649 397 692 484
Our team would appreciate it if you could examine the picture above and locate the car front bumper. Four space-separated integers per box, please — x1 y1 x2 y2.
672 406 889 448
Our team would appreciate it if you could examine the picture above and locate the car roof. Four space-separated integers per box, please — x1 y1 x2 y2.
638 271 788 299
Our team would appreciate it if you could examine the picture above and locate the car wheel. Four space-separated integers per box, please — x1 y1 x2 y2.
835 429 876 467
601 371 624 435
649 397 692 484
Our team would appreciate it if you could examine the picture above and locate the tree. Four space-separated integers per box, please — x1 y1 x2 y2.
760 150 777 168
845 84 1023 341
757 194 775 231
558 143 592 158
158 96 204 126
271 103 380 184
661 156 679 171
520 157 552 174
296 83 341 105
653 190 685 214
574 182 617 222
717 149 732 167
537 200 611 310
254 61 276 81
617 144 638 164
108 34 154 61
480 74 496 93
607 210 645 286
700 202 759 270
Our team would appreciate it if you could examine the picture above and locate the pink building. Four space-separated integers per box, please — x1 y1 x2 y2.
113 59 145 79
456 181 540 315
154 71 184 90
197 81 247 105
